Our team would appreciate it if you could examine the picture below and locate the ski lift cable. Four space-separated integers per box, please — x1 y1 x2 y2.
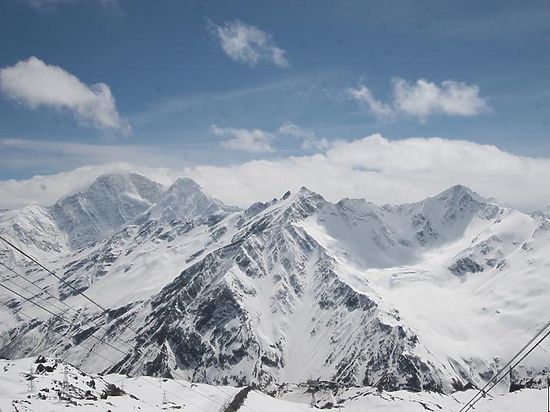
0 235 258 412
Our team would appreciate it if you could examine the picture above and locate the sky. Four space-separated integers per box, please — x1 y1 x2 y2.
1 0 550 210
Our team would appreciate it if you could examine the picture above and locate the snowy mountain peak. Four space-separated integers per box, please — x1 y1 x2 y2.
393 185 498 247
49 173 163 249
431 184 485 205
296 186 325 200
165 177 203 195
336 197 377 210
85 173 163 202
2 178 549 399
272 186 327 222
147 176 237 223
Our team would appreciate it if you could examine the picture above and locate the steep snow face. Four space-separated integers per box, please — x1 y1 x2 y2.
297 185 499 270
55 212 242 307
398 184 500 245
145 177 236 223
49 176 239 306
62 190 445 392
299 189 550 392
49 173 164 249
0 172 240 319
0 205 67 263
0 178 549 396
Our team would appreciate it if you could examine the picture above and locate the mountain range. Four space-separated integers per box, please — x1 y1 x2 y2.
0 172 549 396
2 356 544 411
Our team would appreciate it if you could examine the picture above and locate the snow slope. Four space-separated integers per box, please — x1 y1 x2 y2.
0 357 547 412
0 174 549 397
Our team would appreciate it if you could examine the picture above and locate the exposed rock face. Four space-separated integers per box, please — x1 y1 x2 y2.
1 174 549 395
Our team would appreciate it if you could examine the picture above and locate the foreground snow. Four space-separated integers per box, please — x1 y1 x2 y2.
0 357 546 411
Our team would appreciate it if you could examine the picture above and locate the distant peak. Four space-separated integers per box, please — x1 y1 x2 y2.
93 171 138 182
86 172 156 191
434 184 483 202
290 186 326 208
448 184 474 193
169 177 202 190
91 172 126 185
63 173 134 197
297 186 316 196
162 178 206 198
280 186 320 201
337 197 368 207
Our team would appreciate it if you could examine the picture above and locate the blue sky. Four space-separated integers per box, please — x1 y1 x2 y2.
1 0 550 203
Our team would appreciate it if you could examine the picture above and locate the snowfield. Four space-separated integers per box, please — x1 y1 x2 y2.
0 173 549 408
0 357 547 411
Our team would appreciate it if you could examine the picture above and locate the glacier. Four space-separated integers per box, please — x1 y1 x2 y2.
0 172 549 400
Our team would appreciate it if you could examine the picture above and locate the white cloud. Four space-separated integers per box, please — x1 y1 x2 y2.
278 121 332 150
346 85 394 119
182 135 550 212
392 78 489 119
348 78 489 121
0 163 136 209
0 57 130 133
2 135 550 212
211 125 275 153
210 20 289 68
211 122 331 153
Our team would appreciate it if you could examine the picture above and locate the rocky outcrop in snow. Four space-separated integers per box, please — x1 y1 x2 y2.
1 174 549 396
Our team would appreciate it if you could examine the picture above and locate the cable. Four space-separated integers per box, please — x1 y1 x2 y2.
1 236 174 355
0 261 141 354
1 260 81 315
459 319 550 412
462 328 550 411
0 236 243 411
459 320 550 411
0 235 108 313
0 300 122 367
2 277 73 318
0 300 204 412
0 281 132 359
0 262 234 411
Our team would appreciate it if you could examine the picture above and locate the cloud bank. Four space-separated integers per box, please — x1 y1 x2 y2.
348 78 490 121
210 20 289 68
0 57 130 133
1 135 549 212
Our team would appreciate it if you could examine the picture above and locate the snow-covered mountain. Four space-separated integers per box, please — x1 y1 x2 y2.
0 173 549 397
51 173 165 249
0 356 546 412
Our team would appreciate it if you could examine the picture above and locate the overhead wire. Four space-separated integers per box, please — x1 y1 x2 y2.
458 318 550 411
0 299 208 412
0 235 250 411
0 264 231 411
0 260 140 353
